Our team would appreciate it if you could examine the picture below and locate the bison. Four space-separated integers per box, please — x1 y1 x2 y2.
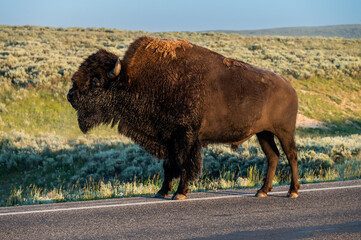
67 37 300 200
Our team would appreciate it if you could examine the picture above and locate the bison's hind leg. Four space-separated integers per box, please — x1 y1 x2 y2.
277 130 300 198
255 131 280 198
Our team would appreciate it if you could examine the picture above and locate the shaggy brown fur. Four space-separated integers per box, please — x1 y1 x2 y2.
68 36 300 200
145 38 192 58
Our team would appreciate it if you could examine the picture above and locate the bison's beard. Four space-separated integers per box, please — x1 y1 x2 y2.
77 106 115 134
77 111 102 134
72 90 116 134
78 117 92 134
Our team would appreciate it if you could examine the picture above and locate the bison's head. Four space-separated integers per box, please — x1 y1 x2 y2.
67 49 123 133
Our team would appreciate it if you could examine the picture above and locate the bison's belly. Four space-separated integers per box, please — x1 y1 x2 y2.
198 110 262 144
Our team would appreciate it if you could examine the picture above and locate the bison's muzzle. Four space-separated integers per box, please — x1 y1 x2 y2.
67 88 78 109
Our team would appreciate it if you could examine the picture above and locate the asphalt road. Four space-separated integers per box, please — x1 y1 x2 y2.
1 180 361 240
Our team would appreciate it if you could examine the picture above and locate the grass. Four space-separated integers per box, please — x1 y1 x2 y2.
292 77 361 124
0 88 119 138
0 25 361 206
6 163 361 206
1 131 360 206
1 25 360 136
4 168 263 206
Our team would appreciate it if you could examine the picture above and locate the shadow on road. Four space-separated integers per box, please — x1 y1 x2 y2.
194 221 361 240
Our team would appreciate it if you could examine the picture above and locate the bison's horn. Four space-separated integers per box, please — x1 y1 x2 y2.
107 58 121 79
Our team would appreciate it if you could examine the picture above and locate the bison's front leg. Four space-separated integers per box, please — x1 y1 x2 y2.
172 139 203 200
155 161 175 198
171 170 190 200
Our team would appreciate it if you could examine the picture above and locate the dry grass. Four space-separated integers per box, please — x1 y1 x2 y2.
0 25 360 206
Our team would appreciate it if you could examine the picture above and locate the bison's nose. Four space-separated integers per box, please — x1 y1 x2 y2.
67 90 74 102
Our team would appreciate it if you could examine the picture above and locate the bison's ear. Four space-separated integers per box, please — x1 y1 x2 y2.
107 58 121 79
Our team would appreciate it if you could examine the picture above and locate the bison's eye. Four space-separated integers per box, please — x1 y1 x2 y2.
91 77 102 88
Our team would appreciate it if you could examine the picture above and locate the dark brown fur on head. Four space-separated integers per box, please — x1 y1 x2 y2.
71 49 119 92
68 49 120 133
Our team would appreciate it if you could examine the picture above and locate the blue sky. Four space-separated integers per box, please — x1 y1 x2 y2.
1 0 360 32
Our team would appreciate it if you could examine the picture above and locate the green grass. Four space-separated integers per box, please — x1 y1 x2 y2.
1 130 360 206
1 25 361 207
5 162 361 206
0 89 75 135
0 88 118 138
292 77 361 124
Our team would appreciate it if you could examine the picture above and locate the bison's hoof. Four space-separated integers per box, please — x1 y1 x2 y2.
154 191 168 199
255 191 268 198
171 193 187 200
287 192 299 199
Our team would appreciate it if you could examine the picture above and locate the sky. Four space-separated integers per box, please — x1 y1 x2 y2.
1 0 360 32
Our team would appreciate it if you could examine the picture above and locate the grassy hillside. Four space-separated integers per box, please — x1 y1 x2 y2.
211 24 361 39
1 25 360 136
0 25 361 206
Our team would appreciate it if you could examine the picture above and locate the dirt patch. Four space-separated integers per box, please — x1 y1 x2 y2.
296 114 327 129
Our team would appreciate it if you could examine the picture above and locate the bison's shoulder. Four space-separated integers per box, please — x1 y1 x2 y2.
123 37 193 66
123 37 208 92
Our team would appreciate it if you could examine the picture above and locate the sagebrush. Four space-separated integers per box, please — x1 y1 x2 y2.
0 25 360 206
